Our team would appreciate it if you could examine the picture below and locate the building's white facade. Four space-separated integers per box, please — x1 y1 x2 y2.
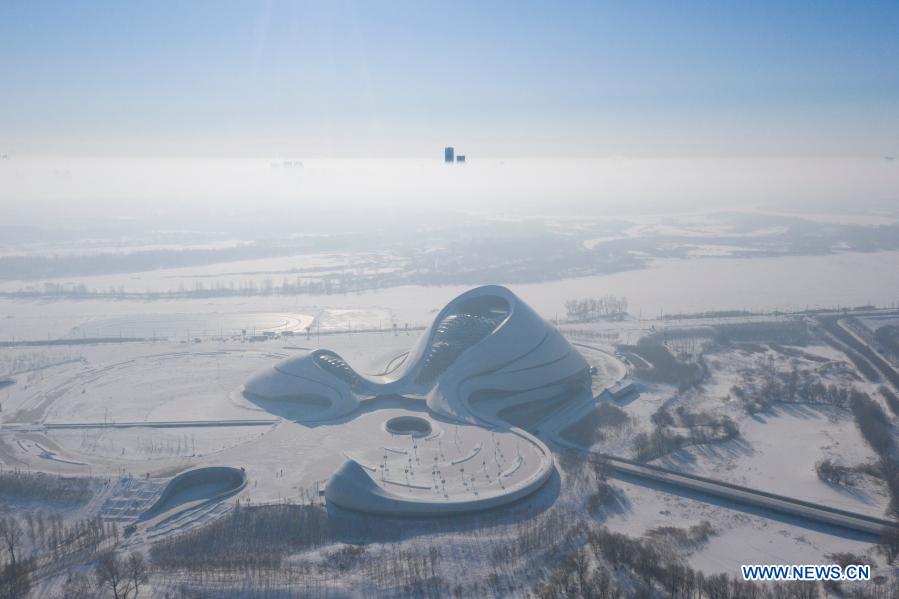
243 285 591 514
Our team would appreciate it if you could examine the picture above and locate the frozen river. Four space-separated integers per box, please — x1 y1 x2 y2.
1 250 898 341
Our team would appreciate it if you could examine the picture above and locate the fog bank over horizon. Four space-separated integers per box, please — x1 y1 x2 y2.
2 156 897 234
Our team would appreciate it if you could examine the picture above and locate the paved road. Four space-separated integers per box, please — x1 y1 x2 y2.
594 453 898 538
3 418 278 430
0 337 148 347
831 316 899 390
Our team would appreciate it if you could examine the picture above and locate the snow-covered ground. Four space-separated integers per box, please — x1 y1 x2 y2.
1 330 550 506
602 477 878 577
656 406 888 516
551 334 897 578
2 296 898 595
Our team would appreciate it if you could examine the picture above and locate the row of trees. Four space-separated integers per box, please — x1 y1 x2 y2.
843 391 899 563
0 470 94 505
149 502 331 573
620 338 707 390
0 517 32 599
0 507 133 598
149 499 577 597
561 402 632 447
2 509 114 562
145 459 616 597
814 458 881 488
635 407 739 461
731 361 856 414
8 273 397 300
0 244 315 280
851 392 894 458
715 321 810 346
533 523 885 598
57 552 149 599
0 352 82 380
564 296 628 322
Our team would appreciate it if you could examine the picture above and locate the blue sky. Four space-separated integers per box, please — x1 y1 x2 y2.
2 1 898 157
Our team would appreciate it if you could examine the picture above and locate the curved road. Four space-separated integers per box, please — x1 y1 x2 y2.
593 452 899 539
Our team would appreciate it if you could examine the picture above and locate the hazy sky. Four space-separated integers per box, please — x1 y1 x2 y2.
2 1 898 158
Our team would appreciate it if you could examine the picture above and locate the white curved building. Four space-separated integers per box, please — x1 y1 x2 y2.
243 285 591 515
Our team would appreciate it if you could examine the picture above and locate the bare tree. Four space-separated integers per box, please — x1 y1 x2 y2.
96 552 131 599
0 518 23 566
571 549 589 591
127 552 148 598
60 572 95 599
0 561 33 599
881 526 899 563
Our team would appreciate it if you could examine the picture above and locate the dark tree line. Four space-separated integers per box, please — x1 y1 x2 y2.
565 296 628 322
635 407 738 462
844 390 899 564
150 502 332 573
93 551 149 599
714 321 810 346
532 525 839 599
0 470 94 505
645 521 716 550
731 361 855 414
8 273 396 301
0 506 125 599
619 338 706 390
816 458 850 486
851 392 894 457
0 516 31 599
0 244 316 280
561 402 632 446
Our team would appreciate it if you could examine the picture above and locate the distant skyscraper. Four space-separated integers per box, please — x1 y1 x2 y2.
456 155 466 164
444 146 454 163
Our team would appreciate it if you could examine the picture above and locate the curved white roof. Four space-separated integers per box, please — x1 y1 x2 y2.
242 285 591 515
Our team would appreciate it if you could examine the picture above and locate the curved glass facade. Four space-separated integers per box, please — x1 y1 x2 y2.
414 296 510 385
314 351 371 393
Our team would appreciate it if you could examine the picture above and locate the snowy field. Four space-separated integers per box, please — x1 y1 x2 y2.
0 329 559 505
2 294 898 595
550 332 899 579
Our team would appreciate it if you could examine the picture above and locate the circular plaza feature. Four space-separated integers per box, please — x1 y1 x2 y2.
384 415 432 437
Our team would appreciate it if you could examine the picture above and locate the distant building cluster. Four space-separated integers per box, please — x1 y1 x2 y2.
270 160 303 168
444 146 466 164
